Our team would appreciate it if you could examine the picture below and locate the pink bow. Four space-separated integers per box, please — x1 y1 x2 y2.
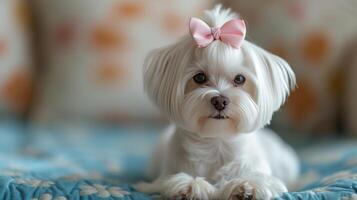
189 17 246 49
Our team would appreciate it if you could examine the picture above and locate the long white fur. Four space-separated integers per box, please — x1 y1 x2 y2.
136 5 300 200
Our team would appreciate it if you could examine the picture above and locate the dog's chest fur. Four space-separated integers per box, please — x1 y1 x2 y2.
176 130 246 180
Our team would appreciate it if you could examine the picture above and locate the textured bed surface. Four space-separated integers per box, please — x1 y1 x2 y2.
0 120 356 200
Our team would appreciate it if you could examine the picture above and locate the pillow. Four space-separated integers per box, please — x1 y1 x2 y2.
0 0 33 117
32 0 211 123
221 0 357 134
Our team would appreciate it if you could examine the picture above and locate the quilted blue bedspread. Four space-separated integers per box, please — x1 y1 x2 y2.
0 120 356 200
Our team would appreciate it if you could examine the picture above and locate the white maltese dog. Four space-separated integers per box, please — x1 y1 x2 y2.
136 5 300 200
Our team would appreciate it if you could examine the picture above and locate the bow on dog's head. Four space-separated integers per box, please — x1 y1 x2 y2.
189 17 246 49
144 5 296 138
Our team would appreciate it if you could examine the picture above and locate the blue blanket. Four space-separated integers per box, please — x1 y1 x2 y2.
0 120 356 200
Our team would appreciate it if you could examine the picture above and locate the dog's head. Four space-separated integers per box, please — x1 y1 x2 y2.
144 5 295 138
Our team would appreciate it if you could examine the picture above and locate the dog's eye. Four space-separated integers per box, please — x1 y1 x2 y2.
234 74 246 86
193 72 208 84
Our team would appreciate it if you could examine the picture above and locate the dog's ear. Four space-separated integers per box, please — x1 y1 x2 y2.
243 42 296 126
143 37 194 121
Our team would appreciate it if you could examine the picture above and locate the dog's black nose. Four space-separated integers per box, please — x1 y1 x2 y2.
211 96 229 111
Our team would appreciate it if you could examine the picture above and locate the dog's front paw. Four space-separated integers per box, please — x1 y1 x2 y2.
218 175 287 200
163 173 216 200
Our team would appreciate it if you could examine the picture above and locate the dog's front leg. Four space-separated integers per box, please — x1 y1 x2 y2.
135 172 216 199
214 162 287 200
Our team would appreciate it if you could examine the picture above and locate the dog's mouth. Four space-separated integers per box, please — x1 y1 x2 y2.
209 113 229 120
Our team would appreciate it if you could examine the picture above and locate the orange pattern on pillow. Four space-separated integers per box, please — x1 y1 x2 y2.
301 32 330 65
95 61 127 84
91 25 126 50
162 13 185 35
1 70 33 113
113 1 145 19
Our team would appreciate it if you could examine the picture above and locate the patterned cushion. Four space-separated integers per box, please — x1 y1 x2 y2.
0 0 33 116
32 0 210 123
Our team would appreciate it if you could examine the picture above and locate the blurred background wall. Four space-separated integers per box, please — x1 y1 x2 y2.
0 0 357 136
